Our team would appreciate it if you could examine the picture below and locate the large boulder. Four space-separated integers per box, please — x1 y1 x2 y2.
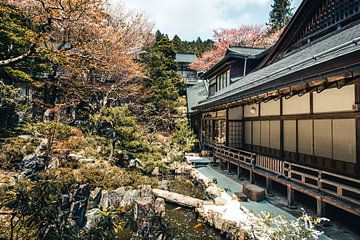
151 167 160 176
85 208 102 230
121 189 140 207
154 198 166 216
232 192 248 202
175 162 193 175
205 186 221 200
99 187 126 209
214 197 227 206
243 184 265 202
88 187 102 210
68 184 91 228
160 180 170 191
21 154 47 177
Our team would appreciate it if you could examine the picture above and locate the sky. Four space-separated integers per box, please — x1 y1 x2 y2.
116 0 301 41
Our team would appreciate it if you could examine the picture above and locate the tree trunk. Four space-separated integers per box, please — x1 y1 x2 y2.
152 189 209 208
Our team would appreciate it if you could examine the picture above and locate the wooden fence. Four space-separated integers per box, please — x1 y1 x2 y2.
209 143 360 206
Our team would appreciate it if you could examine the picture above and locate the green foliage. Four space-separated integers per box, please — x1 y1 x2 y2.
0 81 22 133
0 3 50 86
75 164 159 189
170 116 196 153
80 209 127 239
0 176 77 239
267 0 294 33
24 121 80 155
91 106 152 160
171 33 214 57
255 211 326 240
0 3 35 61
0 136 41 170
143 160 169 176
140 33 184 131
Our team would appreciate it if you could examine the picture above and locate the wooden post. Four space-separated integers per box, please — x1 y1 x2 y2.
316 196 326 217
287 184 295 207
227 161 230 172
250 168 255 184
266 176 272 194
220 159 223 169
237 165 242 179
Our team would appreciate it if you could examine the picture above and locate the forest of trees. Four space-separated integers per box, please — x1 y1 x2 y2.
0 0 196 238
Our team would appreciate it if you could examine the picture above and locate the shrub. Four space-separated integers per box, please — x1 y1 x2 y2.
0 176 76 239
75 164 158 189
91 106 151 160
0 136 41 170
169 117 196 153
23 121 80 154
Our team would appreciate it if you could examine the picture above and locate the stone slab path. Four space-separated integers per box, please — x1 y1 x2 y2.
193 163 331 240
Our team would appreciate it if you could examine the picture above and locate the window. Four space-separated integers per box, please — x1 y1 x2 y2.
260 121 270 148
228 121 242 148
252 121 261 146
269 121 280 150
245 121 252 145
314 120 332 158
214 70 230 93
298 120 313 155
284 120 296 152
333 119 356 163
209 84 216 96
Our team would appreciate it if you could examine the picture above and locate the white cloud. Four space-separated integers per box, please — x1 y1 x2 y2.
113 0 299 40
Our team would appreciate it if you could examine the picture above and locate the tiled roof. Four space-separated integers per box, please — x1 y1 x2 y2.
186 81 208 113
175 53 197 63
194 23 360 110
227 46 267 58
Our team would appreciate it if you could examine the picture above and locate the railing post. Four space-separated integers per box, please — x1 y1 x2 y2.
316 196 326 217
317 172 322 190
266 175 272 195
237 165 242 180
287 184 295 207
250 167 255 184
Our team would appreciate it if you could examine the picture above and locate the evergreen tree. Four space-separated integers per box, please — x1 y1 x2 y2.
172 34 184 52
267 0 294 33
140 33 184 131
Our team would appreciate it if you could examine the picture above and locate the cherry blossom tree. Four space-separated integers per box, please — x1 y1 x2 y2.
2 0 154 107
189 25 281 72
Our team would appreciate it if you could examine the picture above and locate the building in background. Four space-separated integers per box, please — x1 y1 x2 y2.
175 53 200 85
189 0 360 220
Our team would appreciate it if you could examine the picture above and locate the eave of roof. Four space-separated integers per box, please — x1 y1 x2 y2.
227 46 268 58
193 23 360 111
257 0 320 69
202 47 269 80
186 82 208 113
175 53 197 63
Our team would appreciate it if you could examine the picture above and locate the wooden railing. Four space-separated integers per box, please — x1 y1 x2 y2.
284 162 360 205
209 144 360 205
212 144 256 167
256 154 285 176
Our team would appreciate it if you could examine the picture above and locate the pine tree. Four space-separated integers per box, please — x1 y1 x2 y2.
172 34 184 52
267 0 294 34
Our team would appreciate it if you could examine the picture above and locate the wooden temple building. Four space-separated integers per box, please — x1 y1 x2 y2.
190 0 360 218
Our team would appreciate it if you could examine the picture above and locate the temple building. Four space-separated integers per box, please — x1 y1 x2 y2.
175 53 200 85
190 0 360 218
